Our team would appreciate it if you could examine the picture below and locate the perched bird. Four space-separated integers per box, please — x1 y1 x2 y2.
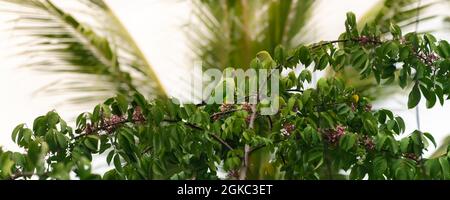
256 51 276 69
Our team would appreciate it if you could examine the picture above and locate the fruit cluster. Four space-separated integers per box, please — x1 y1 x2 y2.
324 125 346 144
281 123 295 137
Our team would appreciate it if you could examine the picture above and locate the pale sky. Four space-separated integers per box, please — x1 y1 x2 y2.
0 0 449 158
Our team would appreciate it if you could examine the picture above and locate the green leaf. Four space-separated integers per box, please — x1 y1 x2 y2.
425 159 441 177
399 68 408 88
400 138 410 153
20 129 33 147
56 133 68 149
376 134 387 150
133 93 147 110
47 111 60 127
386 42 399 58
45 130 57 151
423 132 437 148
424 33 437 47
287 97 296 112
84 135 99 152
437 41 450 58
389 137 399 154
297 99 304 111
346 12 356 27
113 154 123 173
395 117 405 133
0 154 15 177
337 104 351 115
399 47 410 60
92 105 102 123
407 83 421 109
28 141 48 167
315 54 329 70
373 157 388 176
419 85 436 108
33 116 48 136
106 151 115 165
12 124 25 143
389 23 402 39
438 157 450 179
411 131 422 146
339 133 356 151
116 94 129 114
435 85 445 106
298 46 311 66
317 78 330 94
345 12 358 37
352 50 368 69
299 69 312 83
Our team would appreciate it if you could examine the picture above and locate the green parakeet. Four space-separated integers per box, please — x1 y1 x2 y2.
256 51 276 69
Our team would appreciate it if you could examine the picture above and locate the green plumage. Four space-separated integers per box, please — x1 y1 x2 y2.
256 51 277 69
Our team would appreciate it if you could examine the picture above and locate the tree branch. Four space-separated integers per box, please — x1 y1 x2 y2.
160 119 235 151
210 134 234 151
210 109 242 120
287 37 382 63
9 171 48 180
239 104 256 180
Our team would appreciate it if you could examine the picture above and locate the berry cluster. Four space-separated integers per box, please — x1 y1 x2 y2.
219 104 234 112
245 115 252 124
360 135 375 150
324 125 346 144
83 114 127 135
242 103 254 125
403 153 420 162
357 35 380 45
364 104 372 112
415 51 440 66
132 106 145 123
226 170 240 180
280 123 295 136
212 114 221 121
103 115 127 133
84 123 94 134
212 104 236 121
351 102 357 112
241 102 253 112
82 108 146 135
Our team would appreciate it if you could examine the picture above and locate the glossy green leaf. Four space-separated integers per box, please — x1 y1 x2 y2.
407 84 421 109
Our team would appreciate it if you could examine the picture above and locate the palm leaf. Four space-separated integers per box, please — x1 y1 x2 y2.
188 0 315 70
359 0 442 32
431 135 450 158
0 0 166 106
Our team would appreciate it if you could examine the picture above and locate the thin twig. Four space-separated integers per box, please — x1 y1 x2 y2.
285 89 304 93
287 38 382 63
10 171 48 180
164 119 234 151
249 139 286 154
210 109 242 119
210 134 234 151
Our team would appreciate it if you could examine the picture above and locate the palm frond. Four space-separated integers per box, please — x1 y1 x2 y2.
431 135 450 158
359 0 444 32
188 0 315 70
0 0 166 106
